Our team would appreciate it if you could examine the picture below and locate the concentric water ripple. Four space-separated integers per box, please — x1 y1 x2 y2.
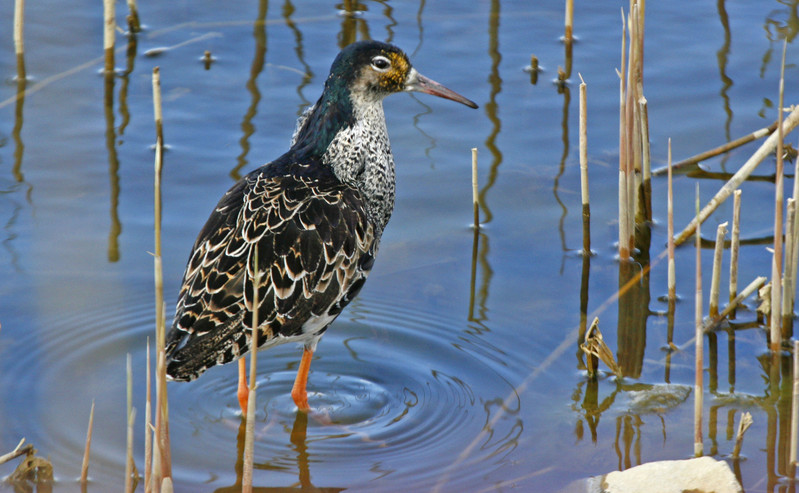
2 292 555 491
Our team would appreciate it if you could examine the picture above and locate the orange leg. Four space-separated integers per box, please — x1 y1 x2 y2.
237 357 249 416
291 348 314 412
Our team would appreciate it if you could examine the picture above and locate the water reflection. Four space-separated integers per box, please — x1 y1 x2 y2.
103 66 122 262
214 414 345 493
477 0 502 226
232 0 269 181
282 0 314 114
716 0 733 171
337 0 370 48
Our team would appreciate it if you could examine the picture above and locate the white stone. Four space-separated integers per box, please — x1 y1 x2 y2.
601 456 742 493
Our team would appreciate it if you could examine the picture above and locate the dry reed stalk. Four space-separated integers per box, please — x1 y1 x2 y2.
0 439 31 466
791 134 799 321
528 55 538 85
617 11 629 260
13 0 23 55
770 40 788 350
731 412 752 459
673 105 799 246
668 139 676 300
565 0 573 45
242 248 261 492
579 75 590 255
624 6 638 235
144 338 152 493
784 199 796 330
103 0 115 73
125 355 134 493
152 66 171 487
638 96 652 222
791 340 799 476
704 276 767 333
126 0 141 33
471 148 479 229
729 190 742 318
652 120 779 176
80 401 95 486
13 0 24 78
709 222 728 318
694 183 703 457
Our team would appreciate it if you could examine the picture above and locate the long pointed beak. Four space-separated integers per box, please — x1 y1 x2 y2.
405 68 478 109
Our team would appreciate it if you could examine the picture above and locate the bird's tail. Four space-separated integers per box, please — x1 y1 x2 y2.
165 319 248 382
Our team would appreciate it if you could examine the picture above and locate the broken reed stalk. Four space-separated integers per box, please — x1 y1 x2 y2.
103 0 115 73
704 276 767 333
579 75 590 255
152 66 172 486
617 11 629 260
471 148 479 229
668 139 676 300
81 401 95 486
729 190 742 318
0 439 32 466
784 199 796 330
242 248 260 493
126 0 141 33
791 339 799 476
770 39 788 351
564 0 574 46
145 338 152 493
125 355 134 493
13 0 24 63
624 6 638 233
652 120 780 176
709 222 728 318
731 411 752 459
673 104 799 246
694 183 703 457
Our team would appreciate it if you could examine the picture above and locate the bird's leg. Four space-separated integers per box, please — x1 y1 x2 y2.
237 357 249 416
291 348 314 412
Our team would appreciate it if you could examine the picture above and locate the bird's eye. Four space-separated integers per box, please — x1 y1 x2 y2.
371 56 391 72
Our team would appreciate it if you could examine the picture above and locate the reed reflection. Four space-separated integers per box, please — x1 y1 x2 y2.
337 0 370 48
215 412 344 493
282 0 314 114
232 0 268 181
716 0 733 171
103 68 122 263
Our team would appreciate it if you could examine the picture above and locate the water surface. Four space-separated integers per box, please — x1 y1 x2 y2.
0 0 798 491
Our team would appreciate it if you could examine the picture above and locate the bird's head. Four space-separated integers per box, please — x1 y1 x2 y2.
326 40 478 109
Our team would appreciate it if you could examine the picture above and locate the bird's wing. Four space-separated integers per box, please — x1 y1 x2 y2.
165 168 376 380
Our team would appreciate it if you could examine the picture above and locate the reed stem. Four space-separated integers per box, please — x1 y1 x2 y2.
731 412 752 459
652 120 779 176
242 249 260 492
471 148 479 229
770 39 787 350
709 222 728 319
790 340 799 478
103 0 115 73
80 401 95 486
704 276 767 333
13 0 24 59
145 338 152 493
729 190 741 319
694 183 703 457
125 354 134 493
579 75 590 255
784 199 796 330
667 139 676 301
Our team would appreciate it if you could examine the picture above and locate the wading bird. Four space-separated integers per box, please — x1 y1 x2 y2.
165 40 477 414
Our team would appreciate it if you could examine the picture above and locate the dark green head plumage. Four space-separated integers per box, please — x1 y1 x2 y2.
291 40 477 160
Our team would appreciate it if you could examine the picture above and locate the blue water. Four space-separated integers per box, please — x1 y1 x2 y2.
0 0 797 491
